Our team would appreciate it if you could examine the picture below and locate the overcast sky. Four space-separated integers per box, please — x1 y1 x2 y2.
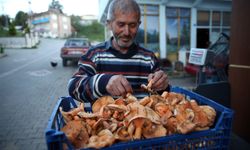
0 0 99 18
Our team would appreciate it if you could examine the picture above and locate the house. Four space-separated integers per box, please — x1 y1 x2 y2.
28 8 72 38
98 0 232 62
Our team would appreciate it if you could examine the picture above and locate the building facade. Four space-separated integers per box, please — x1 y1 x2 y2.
98 0 232 61
28 9 72 38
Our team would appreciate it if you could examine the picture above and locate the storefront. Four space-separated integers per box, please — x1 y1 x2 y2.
99 0 232 62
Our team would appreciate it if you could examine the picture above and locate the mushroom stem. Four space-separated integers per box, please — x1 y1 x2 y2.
133 118 145 139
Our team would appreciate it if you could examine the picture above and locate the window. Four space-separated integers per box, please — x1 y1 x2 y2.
53 23 58 29
197 10 231 44
135 5 159 53
197 11 210 26
166 8 190 53
212 11 221 26
52 14 57 20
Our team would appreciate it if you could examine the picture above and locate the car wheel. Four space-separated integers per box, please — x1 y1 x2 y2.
62 59 67 66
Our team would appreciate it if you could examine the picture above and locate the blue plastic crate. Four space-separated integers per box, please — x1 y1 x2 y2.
45 87 234 150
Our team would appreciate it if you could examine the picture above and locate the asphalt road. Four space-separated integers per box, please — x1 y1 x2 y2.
0 38 78 150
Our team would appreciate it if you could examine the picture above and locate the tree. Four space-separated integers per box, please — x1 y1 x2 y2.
14 11 28 28
0 15 10 27
8 22 16 36
70 15 82 32
49 0 63 13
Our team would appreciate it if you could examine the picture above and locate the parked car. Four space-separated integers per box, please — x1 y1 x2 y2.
60 38 91 66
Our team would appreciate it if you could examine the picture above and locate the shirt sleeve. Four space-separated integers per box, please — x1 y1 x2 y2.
67 53 113 104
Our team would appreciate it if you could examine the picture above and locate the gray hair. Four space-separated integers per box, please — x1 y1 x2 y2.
107 0 141 22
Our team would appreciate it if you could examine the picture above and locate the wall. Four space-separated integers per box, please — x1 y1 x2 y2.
229 0 250 143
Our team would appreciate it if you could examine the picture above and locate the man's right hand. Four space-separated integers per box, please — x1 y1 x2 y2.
106 75 133 96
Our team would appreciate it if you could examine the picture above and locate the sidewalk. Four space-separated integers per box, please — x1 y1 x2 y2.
0 53 7 58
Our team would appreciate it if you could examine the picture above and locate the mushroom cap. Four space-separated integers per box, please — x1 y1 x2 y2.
92 96 115 113
200 105 216 126
106 104 127 112
125 93 137 103
143 124 167 139
154 103 173 118
139 96 151 106
77 111 99 119
176 120 196 134
145 106 161 124
87 129 115 149
125 102 147 122
115 126 131 141
114 97 127 105
146 95 165 108
61 120 89 149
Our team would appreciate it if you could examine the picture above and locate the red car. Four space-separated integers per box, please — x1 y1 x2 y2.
60 38 91 66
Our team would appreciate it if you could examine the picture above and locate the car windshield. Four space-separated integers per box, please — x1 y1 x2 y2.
66 39 89 47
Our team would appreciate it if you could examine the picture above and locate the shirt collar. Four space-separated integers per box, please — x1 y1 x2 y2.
106 37 139 59
105 37 139 50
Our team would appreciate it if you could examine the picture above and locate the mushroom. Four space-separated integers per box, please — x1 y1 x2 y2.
59 103 84 123
99 105 113 119
87 129 115 149
139 96 151 106
106 104 127 121
175 103 196 134
142 120 167 139
128 115 148 139
92 118 110 135
61 120 89 149
92 96 115 113
115 126 131 141
115 97 127 105
190 100 210 128
154 102 173 118
165 117 177 135
200 105 216 126
125 93 137 103
163 92 185 106
140 79 156 95
144 106 161 124
77 111 99 130
124 102 146 124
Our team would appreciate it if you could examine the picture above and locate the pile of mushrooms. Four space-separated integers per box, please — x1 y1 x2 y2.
60 91 216 149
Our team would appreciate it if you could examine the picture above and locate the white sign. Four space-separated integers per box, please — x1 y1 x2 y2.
188 48 207 65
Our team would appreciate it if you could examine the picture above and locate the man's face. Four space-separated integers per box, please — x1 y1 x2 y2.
108 11 140 51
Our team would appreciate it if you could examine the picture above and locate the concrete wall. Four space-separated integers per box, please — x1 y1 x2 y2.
0 33 40 48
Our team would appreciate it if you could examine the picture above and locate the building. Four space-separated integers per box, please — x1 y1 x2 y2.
80 15 97 26
28 9 72 38
98 0 232 62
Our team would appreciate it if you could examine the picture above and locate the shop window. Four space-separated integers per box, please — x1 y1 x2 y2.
136 5 159 53
166 8 190 53
212 11 221 26
197 11 210 26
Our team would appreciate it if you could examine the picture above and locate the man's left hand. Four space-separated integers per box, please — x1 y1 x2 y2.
148 70 169 91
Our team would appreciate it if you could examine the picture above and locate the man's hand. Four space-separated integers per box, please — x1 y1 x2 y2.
148 70 169 91
106 75 133 96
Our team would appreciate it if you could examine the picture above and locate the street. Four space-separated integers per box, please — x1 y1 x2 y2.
0 38 78 150
0 38 197 150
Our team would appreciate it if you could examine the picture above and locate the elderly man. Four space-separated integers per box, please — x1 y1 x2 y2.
68 0 169 103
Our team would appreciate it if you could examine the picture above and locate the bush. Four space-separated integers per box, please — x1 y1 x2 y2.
8 22 17 36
